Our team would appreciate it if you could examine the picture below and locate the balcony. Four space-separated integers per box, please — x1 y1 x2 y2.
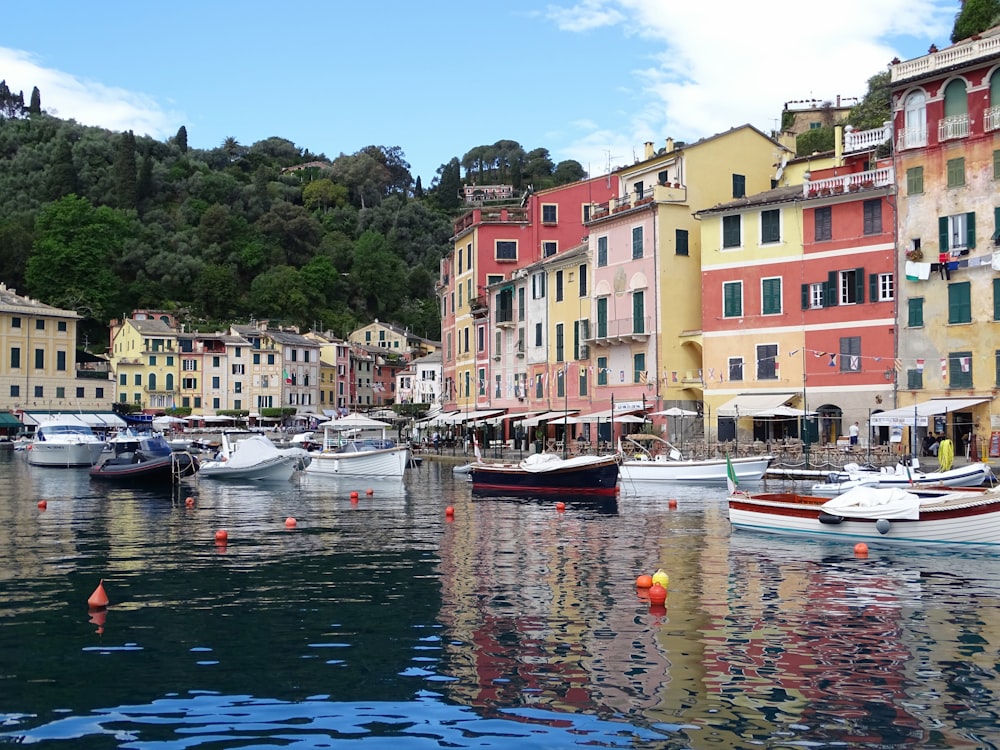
843 122 892 153
803 166 894 198
495 308 516 328
588 316 652 344
896 127 927 150
986 106 1000 132
452 206 530 237
938 114 970 141
469 296 489 319
891 33 1000 84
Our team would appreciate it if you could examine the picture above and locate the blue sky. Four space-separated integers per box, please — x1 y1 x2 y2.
1 1 959 184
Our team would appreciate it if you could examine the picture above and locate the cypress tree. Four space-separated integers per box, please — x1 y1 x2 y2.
175 125 188 153
137 143 153 209
47 137 78 199
114 130 138 210
29 86 41 115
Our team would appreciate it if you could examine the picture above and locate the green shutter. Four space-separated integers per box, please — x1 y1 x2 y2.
825 271 838 307
939 216 949 252
801 283 810 310
995 206 1000 243
966 211 976 249
869 273 878 303
994 279 1000 321
855 268 865 303
908 298 924 327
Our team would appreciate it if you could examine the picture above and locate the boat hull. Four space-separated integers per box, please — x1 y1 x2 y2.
199 454 298 481
90 453 200 483
811 462 995 496
26 441 106 467
471 455 620 495
620 455 771 484
304 445 411 478
729 488 1000 545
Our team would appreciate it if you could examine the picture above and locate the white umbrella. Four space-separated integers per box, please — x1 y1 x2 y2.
650 407 697 417
325 412 392 430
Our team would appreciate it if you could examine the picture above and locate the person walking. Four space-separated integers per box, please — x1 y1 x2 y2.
849 421 860 446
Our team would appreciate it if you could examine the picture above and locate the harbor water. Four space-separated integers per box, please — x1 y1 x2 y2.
2 449 1000 748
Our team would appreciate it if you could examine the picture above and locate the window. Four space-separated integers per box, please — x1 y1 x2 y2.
839 336 861 372
35 319 44 331
949 350 973 388
597 356 608 385
872 272 894 301
994 278 1000 321
556 368 565 398
555 270 564 301
596 297 608 338
76 387 84 398
995 150 1000 180
675 228 688 256
477 326 485 353
947 157 965 187
532 272 546 299
761 209 780 244
34 349 43 369
212 376 220 389
908 297 924 327
478 368 486 396
182 359 197 371
579 369 588 397
11 317 20 328
863 199 882 235
631 226 643 259
756 344 777 380
518 287 525 320
761 277 782 315
802 282 824 309
34 386 43 398
597 236 608 267
542 241 557 257
578 264 588 296
907 166 924 194
634 180 645 200
58 321 67 332
535 373 543 398
496 241 517 260
583 204 591 223
815 206 832 241
723 281 743 317
732 174 746 199
903 90 927 148
632 291 645 334
633 352 646 384
907 368 924 389
948 281 972 324
10 347 19 369
542 204 557 223
722 215 741 248
838 268 864 305
56 351 66 371
728 357 744 382
940 213 975 254
534 322 543 347
9 385 18 397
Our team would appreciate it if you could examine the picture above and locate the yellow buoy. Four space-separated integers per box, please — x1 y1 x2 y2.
652 569 669 589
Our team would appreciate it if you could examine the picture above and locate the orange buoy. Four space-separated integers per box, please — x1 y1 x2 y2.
365 488 374 496
185 497 195 508
854 542 869 556
668 499 677 509
88 579 109 609
555 501 566 512
214 529 228 542
285 517 297 528
636 574 653 588
445 506 455 517
350 491 359 500
648 583 667 605
38 499 48 510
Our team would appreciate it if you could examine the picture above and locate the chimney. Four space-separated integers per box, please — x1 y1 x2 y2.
643 141 654 159
665 138 674 153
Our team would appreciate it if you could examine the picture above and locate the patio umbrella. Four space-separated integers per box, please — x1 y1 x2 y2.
650 407 697 447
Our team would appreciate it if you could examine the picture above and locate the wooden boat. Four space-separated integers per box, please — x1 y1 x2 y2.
470 453 620 495
619 434 770 485
809 459 995 496
728 484 1000 545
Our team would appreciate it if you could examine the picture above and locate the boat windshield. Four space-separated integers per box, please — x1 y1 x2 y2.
39 425 94 437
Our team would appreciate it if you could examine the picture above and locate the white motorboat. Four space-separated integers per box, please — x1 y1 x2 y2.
618 435 771 485
304 414 410 478
809 459 995 496
25 415 107 467
198 432 303 481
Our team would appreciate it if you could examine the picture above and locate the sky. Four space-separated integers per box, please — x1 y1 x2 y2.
1 1 960 185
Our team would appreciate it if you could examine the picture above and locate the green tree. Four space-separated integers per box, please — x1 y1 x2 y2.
47 137 78 200
952 0 1000 42
551 160 586 185
114 130 137 210
847 71 892 131
26 195 130 322
430 157 461 210
193 263 241 320
351 230 405 318
175 125 188 153
28 86 41 115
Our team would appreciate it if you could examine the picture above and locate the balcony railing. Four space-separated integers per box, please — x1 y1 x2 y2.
589 316 652 343
495 308 515 327
843 122 892 153
896 127 927 150
803 166 894 198
892 34 1000 83
985 106 1000 132
938 114 970 141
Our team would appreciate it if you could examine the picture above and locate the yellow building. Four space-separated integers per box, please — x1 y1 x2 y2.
109 316 179 410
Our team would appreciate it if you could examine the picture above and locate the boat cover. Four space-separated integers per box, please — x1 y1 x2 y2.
820 486 929 520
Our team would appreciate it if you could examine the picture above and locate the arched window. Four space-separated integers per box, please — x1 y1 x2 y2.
166 373 174 391
940 79 969 140
903 90 927 148
987 70 1000 132
148 372 157 391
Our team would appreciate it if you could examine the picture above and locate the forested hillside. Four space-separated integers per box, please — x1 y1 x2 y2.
0 87 585 347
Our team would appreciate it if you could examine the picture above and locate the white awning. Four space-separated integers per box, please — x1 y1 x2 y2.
716 393 796 417
519 410 578 427
436 409 505 424
569 408 646 423
20 411 126 428
870 397 992 427
415 411 460 425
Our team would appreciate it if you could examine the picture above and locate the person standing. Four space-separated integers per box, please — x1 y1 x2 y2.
849 421 860 446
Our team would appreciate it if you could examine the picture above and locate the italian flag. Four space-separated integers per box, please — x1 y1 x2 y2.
283 369 292 384
726 454 738 495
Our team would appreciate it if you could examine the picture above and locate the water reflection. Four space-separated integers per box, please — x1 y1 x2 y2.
3 451 1000 748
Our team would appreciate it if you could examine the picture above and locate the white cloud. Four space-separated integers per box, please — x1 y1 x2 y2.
0 47 182 139
545 0 956 171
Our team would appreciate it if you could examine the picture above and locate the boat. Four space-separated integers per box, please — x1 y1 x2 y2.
728 484 1000 545
24 414 107 467
90 436 199 484
809 459 995 496
198 432 303 481
469 453 620 495
304 414 411 478
619 435 771 485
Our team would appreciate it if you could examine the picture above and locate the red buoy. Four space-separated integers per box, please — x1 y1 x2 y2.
555 501 566 512
854 542 869 557
88 579 109 609
38 499 48 510
214 529 228 542
285 517 297 528
668 499 677 509
365 488 374 496
445 506 455 517
648 583 667 605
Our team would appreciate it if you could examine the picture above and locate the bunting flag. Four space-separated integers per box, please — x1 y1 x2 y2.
961 356 971 373
671 371 678 382
916 359 925 372
774 361 780 377
726 454 738 495
828 354 837 367
708 368 715 381
850 355 859 371
941 358 948 380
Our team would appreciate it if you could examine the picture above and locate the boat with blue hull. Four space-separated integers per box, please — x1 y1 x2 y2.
469 453 620 495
